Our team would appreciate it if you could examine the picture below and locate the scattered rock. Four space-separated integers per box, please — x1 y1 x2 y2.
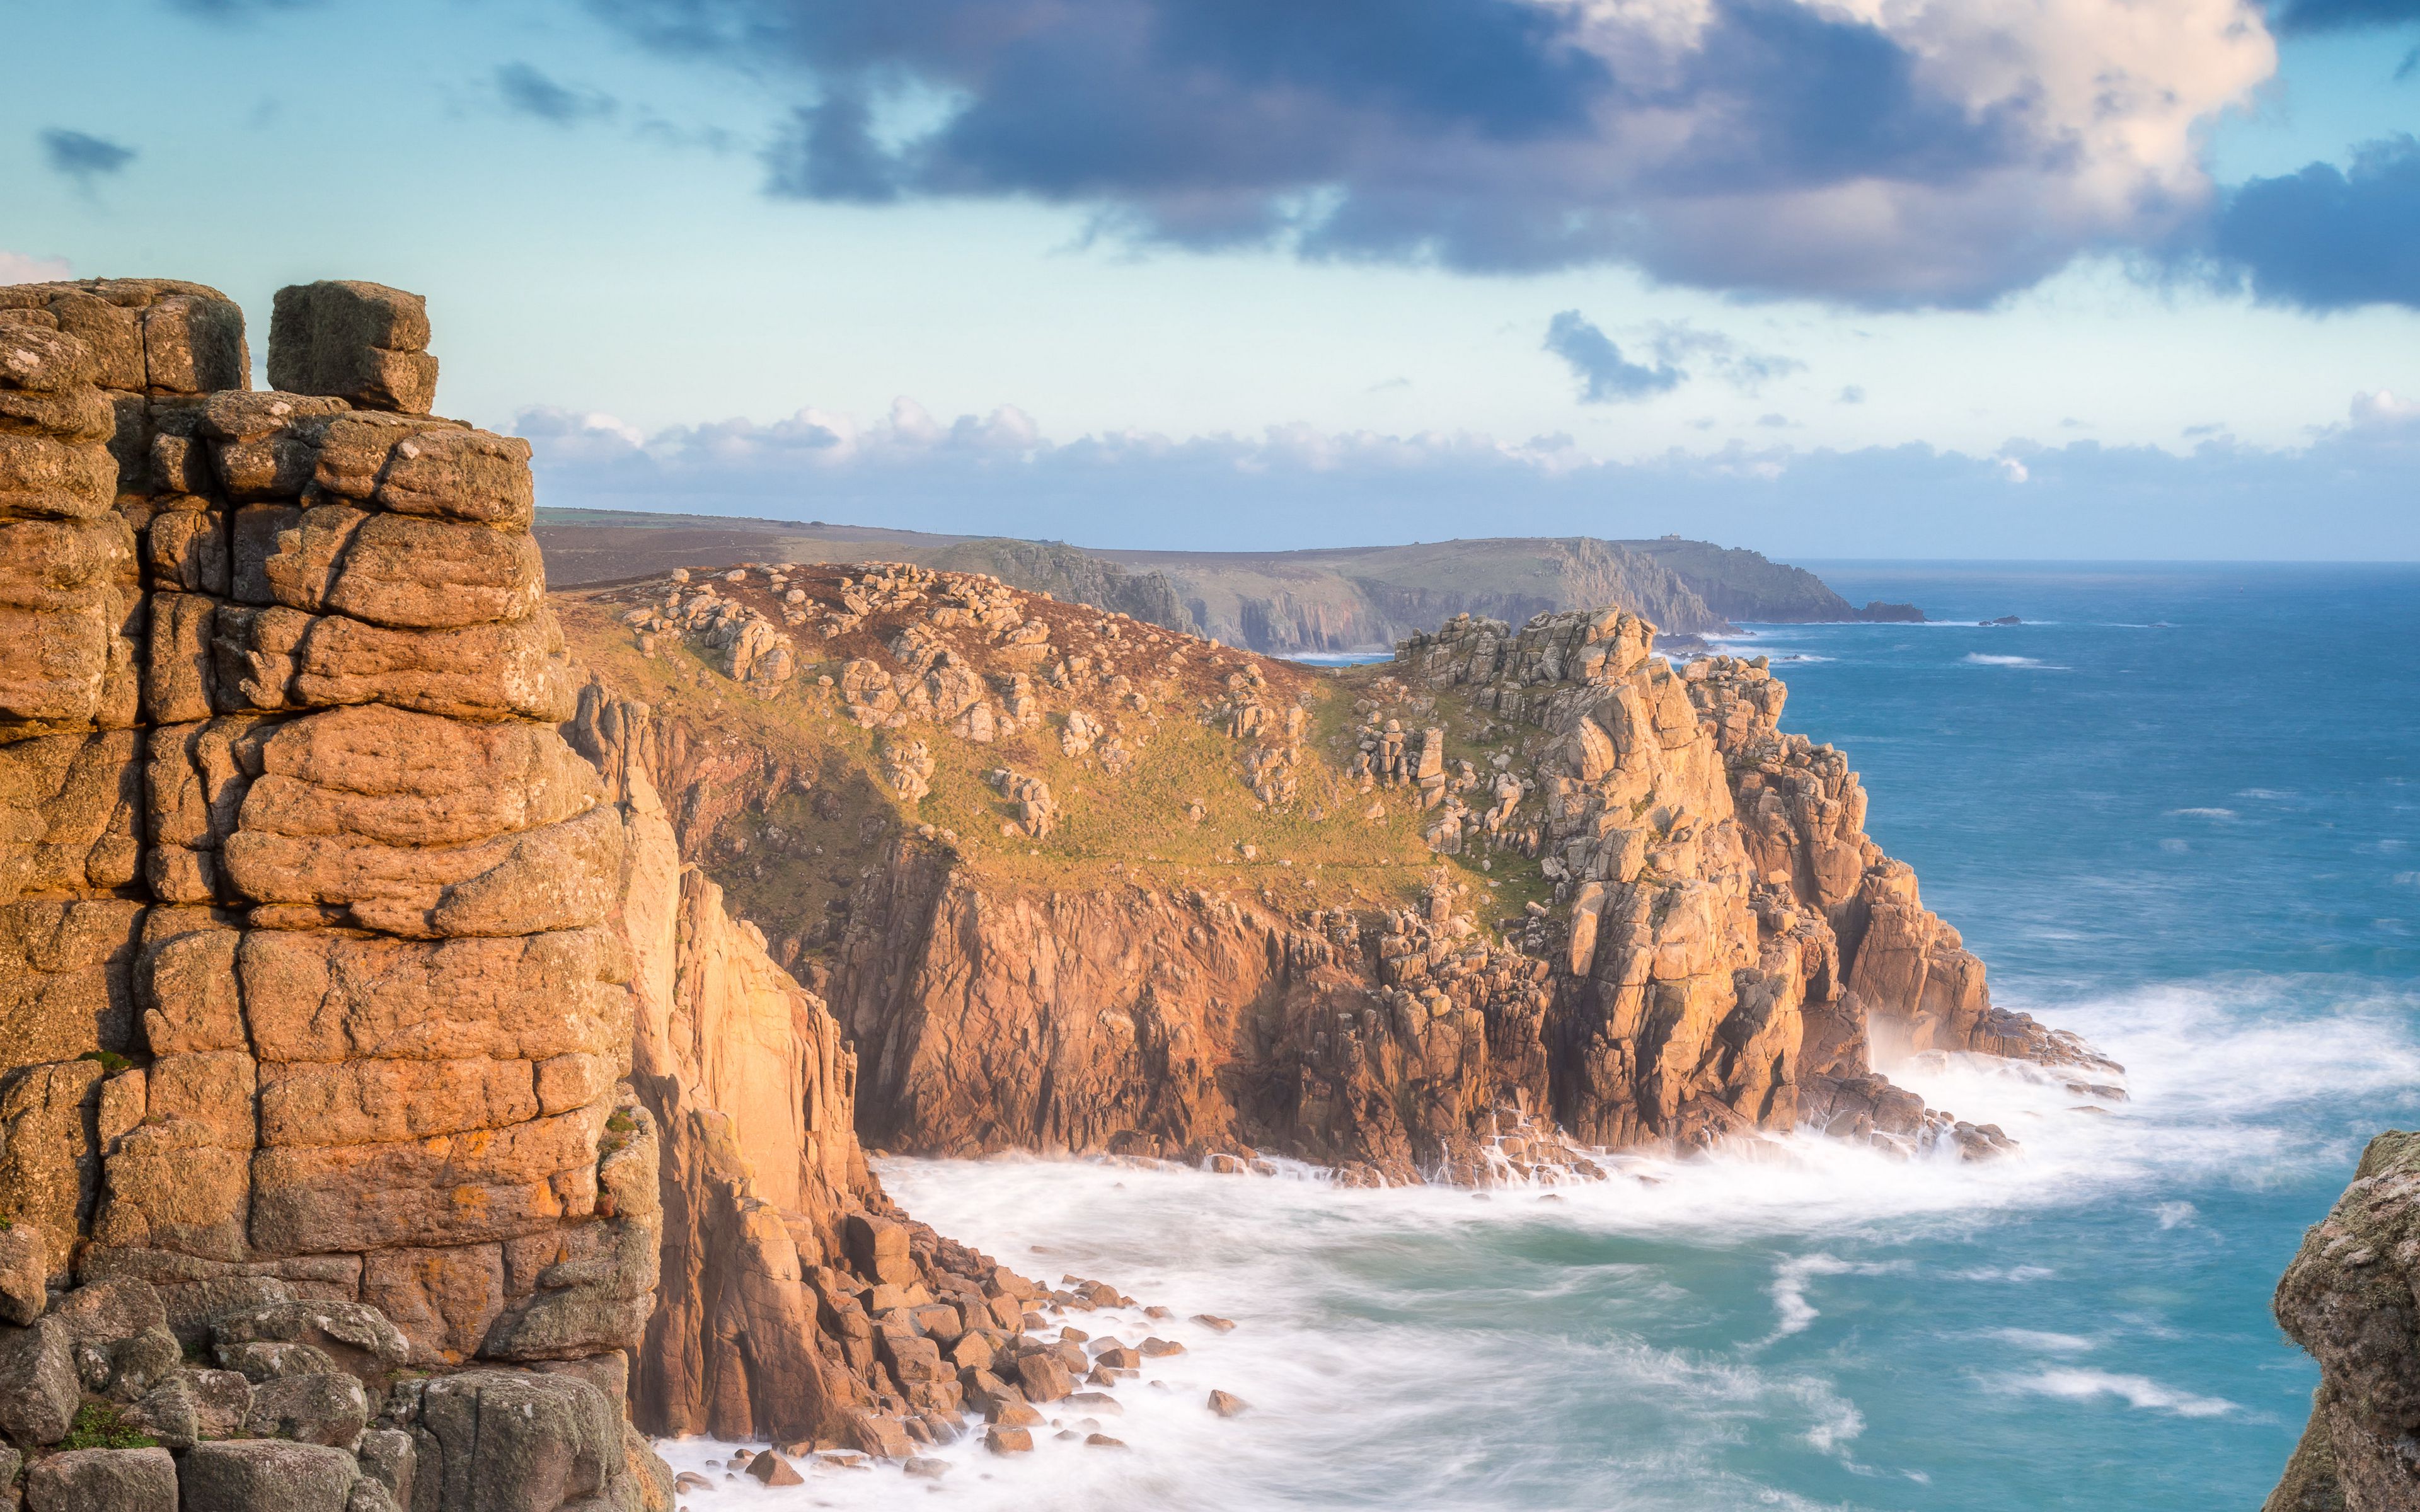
744 1450 804 1486
1207 1389 1249 1418
984 1426 1034 1455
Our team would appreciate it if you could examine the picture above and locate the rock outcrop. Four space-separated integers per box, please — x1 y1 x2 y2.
0 278 1080 1505
555 564 2105 1185
2267 1129 2420 1512
0 276 672 1509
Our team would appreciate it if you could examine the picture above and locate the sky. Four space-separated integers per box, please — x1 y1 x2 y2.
4 0 2417 559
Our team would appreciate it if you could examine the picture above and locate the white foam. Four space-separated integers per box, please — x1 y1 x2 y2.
2165 808 2237 820
655 977 2416 1507
1991 1368 2238 1418
1962 653 2064 668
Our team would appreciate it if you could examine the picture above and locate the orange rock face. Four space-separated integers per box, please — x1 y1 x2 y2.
0 278 648 1390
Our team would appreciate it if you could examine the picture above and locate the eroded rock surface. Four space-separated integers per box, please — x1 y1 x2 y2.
2267 1130 2420 1511
558 565 2109 1184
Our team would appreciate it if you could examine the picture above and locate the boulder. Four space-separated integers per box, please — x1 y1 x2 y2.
0 1229 42 1326
22 1446 176 1512
267 283 437 415
354 1427 415 1509
209 1301 407 1390
123 1366 250 1449
0 1318 78 1445
404 1369 623 1512
217 1339 340 1382
245 1371 369 1449
743 1450 803 1487
178 1440 357 1512
1012 1352 1073 1404
1207 1389 1248 1417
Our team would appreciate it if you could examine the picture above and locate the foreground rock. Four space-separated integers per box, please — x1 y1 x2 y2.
2267 1129 2420 1511
0 277 1060 1502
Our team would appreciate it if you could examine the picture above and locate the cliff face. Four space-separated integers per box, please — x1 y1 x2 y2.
0 280 1069 1506
0 276 673 1509
556 564 2100 1186
2266 1130 2420 1512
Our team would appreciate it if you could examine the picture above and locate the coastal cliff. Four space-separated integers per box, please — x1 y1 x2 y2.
554 565 2106 1183
2266 1130 2420 1512
0 280 1075 1508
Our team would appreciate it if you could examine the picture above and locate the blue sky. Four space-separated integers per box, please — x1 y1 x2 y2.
5 0 2417 558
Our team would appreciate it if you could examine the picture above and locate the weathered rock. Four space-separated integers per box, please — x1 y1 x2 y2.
123 1366 251 1448
2269 1130 2420 1511
209 1300 408 1389
246 1370 369 1448
21 1446 176 1512
0 1318 78 1445
178 1440 356 1512
404 1370 623 1512
267 283 437 415
0 1229 42 1326
1207 1388 1248 1417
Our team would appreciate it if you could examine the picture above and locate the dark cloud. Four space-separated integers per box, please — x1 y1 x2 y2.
2266 0 2420 31
38 129 135 185
497 62 619 125
2206 135 2420 310
592 0 2257 307
1544 311 1682 403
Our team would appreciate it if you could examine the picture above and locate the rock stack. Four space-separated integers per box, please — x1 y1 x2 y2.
1397 607 2106 1150
0 278 642 1510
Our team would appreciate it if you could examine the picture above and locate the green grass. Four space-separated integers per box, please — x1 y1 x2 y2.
558 585 1563 956
60 1402 158 1451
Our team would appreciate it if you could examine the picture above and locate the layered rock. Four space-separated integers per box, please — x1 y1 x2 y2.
0 280 662 1510
2266 1129 2420 1512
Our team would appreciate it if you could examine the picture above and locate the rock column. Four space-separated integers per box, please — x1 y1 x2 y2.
1 281 663 1509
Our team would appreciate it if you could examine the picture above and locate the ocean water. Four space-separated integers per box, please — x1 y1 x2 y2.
664 563 2420 1510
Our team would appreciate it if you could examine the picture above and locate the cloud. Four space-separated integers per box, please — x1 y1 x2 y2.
38 129 135 186
514 387 2420 559
0 251 71 285
497 62 619 125
1836 386 1866 404
1543 311 1681 403
1647 322 1807 392
592 0 2278 308
2201 135 2420 309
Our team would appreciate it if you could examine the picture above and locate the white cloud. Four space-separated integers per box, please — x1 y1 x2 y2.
0 251 71 286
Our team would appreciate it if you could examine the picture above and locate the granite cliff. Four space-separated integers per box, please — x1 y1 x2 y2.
553 564 2108 1185
0 280 1104 1509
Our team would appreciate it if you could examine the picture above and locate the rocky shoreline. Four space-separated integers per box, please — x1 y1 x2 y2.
13 273 2356 1512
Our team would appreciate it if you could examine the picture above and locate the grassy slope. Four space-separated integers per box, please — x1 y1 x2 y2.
556 569 1558 965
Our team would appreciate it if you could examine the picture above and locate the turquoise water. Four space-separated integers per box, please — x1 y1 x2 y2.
671 564 2420 1510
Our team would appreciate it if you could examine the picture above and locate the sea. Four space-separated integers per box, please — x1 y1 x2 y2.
661 563 2420 1511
